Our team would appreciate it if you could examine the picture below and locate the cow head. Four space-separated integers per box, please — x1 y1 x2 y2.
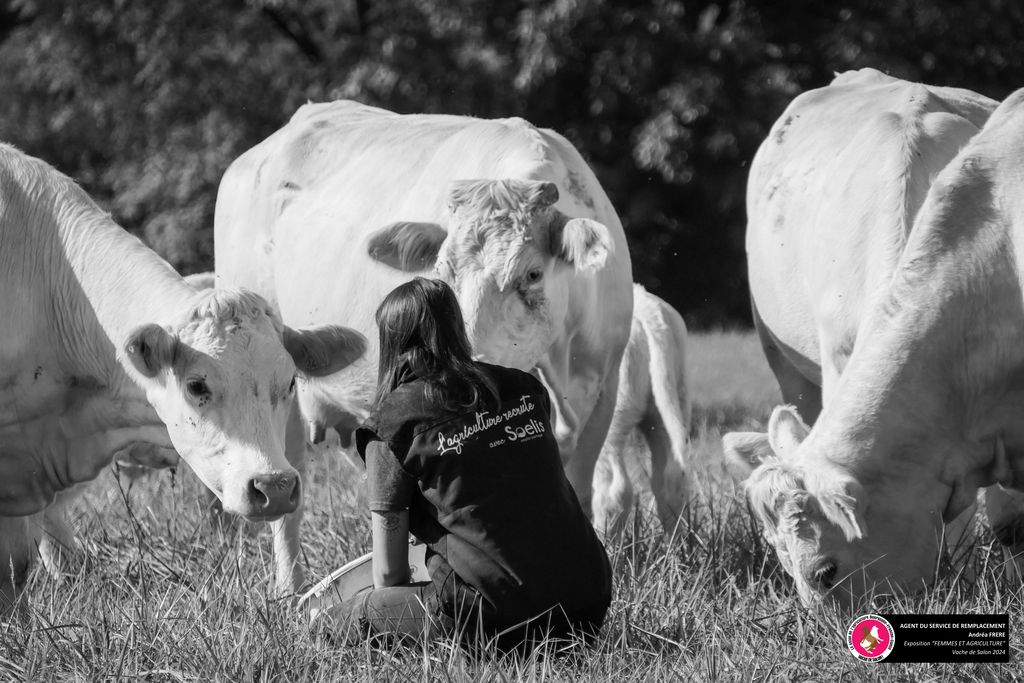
365 178 611 370
724 405 948 608
122 288 365 520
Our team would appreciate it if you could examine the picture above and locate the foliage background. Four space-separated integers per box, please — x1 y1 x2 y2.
1 0 1022 327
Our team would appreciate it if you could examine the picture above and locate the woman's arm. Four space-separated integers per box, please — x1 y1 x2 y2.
365 440 415 587
371 509 410 587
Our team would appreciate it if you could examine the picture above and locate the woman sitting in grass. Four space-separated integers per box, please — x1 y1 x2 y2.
317 277 611 649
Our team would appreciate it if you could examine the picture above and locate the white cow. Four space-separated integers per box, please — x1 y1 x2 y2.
214 101 633 514
723 70 1024 607
592 284 690 537
0 145 365 605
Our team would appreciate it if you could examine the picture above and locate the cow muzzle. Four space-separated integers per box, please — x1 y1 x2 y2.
236 470 301 520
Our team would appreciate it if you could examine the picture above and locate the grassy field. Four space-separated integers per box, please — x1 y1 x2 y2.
2 331 1023 681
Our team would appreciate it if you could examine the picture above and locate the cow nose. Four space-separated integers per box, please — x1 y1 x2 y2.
245 471 300 517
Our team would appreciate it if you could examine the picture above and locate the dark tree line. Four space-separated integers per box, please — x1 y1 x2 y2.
1 0 1022 327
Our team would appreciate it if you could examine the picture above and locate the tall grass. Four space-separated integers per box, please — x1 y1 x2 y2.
2 331 1022 681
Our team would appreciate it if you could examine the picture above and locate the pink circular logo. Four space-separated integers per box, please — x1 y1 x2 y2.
847 614 894 661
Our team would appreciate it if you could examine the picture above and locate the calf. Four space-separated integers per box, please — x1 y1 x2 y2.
592 285 690 537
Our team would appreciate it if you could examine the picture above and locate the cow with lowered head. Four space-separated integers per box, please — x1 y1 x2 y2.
723 70 1024 608
214 101 633 514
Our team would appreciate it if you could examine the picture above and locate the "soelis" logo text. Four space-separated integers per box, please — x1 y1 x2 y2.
505 418 546 441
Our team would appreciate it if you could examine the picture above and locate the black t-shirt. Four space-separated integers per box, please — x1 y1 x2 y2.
356 362 612 624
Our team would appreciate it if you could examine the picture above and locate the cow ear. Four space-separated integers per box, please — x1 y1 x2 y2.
767 405 810 458
722 431 775 479
367 222 447 272
124 324 177 379
550 216 611 272
284 325 367 377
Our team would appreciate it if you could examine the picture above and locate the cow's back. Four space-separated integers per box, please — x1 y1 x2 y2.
215 101 630 423
746 69 996 393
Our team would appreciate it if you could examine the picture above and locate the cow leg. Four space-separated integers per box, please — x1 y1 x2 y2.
38 490 82 578
753 299 822 424
332 423 367 471
984 485 1024 580
0 515 38 616
565 374 619 518
592 427 635 540
270 401 307 596
642 411 688 536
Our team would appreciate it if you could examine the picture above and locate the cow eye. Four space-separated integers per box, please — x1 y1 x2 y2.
186 379 210 399
288 376 296 394
524 268 543 285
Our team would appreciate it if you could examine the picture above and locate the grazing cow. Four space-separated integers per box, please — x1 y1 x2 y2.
0 145 365 605
592 284 690 537
722 69 1024 607
214 101 633 514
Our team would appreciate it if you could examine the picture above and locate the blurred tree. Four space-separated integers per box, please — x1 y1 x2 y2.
1 0 1021 326
0 0 314 269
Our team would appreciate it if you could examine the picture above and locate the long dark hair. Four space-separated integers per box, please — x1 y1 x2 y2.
372 277 498 411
